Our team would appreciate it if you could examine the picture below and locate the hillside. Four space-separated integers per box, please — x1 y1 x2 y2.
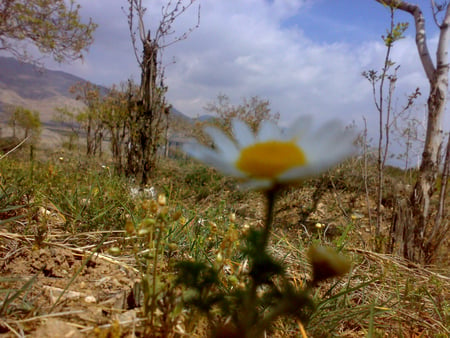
0 57 89 100
0 57 90 124
0 57 206 151
0 57 200 125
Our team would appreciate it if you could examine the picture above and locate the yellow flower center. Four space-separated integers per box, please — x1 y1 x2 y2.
236 141 307 179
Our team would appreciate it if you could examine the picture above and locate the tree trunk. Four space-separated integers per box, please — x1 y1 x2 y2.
86 116 93 156
424 133 450 263
409 80 447 262
139 39 158 185
376 0 450 263
125 0 199 184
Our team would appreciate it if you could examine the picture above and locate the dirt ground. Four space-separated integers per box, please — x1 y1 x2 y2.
0 231 141 337
0 185 448 337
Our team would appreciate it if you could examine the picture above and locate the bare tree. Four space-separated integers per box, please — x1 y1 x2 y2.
362 9 409 251
362 7 420 251
190 94 280 148
375 0 450 263
101 82 135 173
203 93 279 134
70 82 102 156
125 0 199 185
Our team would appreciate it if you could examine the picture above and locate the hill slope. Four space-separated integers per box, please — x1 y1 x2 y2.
0 57 209 150
0 57 90 100
0 56 89 123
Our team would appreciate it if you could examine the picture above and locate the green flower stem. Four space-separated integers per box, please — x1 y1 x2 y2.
261 187 278 248
256 300 291 336
150 225 163 325
243 187 279 335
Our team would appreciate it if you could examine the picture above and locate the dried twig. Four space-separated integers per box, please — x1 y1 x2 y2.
0 136 30 160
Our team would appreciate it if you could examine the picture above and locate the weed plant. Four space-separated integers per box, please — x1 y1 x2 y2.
0 150 448 337
0 155 132 235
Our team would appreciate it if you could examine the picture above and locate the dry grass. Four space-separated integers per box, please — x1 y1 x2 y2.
0 153 448 337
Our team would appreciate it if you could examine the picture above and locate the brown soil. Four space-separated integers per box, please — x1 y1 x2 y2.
0 232 140 337
0 182 448 337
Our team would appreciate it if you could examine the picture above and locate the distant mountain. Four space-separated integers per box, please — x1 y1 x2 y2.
0 56 91 123
0 56 211 148
0 56 197 122
0 56 93 100
170 106 193 123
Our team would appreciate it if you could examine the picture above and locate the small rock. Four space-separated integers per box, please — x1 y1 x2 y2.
84 295 97 303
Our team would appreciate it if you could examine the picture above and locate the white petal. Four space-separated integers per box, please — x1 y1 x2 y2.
327 142 357 163
183 142 218 163
300 122 354 159
257 120 282 141
311 120 344 145
205 126 239 161
232 119 254 148
183 142 245 177
278 164 320 181
209 159 247 177
301 135 355 171
285 115 313 140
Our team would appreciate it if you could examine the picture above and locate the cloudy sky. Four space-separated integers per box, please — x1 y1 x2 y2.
42 0 448 155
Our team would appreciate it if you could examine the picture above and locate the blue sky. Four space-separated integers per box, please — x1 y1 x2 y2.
294 0 442 42
32 0 449 166
283 0 386 43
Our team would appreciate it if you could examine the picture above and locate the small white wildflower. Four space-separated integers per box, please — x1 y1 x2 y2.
143 186 156 199
130 187 140 199
183 117 356 190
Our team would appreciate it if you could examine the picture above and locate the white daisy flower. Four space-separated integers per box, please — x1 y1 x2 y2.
183 116 356 190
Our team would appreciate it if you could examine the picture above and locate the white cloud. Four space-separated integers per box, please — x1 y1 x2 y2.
41 0 447 138
161 3 371 126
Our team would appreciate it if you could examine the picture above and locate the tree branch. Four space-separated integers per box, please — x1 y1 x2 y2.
375 0 436 81
436 4 450 72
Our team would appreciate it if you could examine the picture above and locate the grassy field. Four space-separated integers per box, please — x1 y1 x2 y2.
0 145 448 337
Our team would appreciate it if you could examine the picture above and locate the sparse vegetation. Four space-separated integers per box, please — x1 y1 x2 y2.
0 141 448 336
